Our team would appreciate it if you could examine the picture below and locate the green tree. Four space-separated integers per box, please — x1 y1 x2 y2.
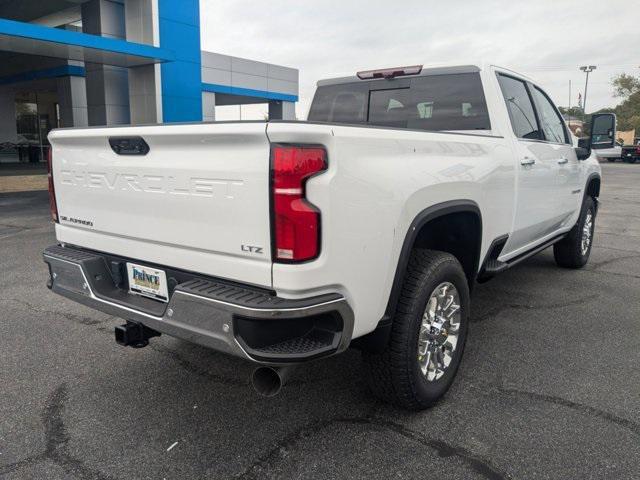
612 73 640 98
612 73 640 132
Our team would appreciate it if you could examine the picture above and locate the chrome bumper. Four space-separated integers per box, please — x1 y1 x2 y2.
43 245 354 364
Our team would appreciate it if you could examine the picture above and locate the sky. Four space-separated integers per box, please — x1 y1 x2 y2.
200 0 640 120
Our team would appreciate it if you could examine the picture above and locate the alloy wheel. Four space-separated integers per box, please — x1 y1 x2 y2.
581 210 593 256
417 282 461 381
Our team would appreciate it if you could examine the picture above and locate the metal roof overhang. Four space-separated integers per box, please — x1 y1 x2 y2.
0 18 174 67
202 83 298 104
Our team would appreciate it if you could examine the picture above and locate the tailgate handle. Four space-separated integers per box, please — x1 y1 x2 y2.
109 136 150 155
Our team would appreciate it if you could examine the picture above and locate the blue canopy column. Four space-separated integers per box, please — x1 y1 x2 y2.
158 0 203 122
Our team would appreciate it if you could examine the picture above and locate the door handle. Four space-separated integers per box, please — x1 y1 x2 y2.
557 157 569 165
520 157 536 166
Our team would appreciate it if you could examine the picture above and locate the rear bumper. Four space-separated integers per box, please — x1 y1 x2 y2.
43 245 354 364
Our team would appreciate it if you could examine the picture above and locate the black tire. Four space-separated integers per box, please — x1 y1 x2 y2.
553 196 596 268
362 250 470 410
607 158 616 162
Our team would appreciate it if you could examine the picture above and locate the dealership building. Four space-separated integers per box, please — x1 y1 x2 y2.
0 0 298 165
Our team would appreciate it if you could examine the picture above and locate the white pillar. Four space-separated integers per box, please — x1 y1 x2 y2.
125 0 162 124
56 75 88 128
82 0 130 125
202 92 216 122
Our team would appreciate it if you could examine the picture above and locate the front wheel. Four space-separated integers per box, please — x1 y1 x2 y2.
362 250 470 410
553 196 596 268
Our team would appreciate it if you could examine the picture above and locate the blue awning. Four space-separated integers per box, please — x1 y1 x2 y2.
0 18 174 67
202 83 298 103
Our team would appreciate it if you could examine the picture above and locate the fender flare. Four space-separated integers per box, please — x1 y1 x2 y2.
584 172 601 195
383 199 482 320
584 172 602 212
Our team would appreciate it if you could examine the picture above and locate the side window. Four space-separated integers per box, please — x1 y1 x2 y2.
408 73 491 131
497 74 540 140
531 87 569 144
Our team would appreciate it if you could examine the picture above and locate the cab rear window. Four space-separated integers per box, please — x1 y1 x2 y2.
308 73 490 131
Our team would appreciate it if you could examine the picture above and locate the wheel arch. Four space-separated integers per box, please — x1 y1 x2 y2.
353 200 482 354
585 172 601 213
585 173 601 200
384 200 482 319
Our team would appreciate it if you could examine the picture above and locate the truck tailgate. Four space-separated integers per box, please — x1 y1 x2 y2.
48 122 273 288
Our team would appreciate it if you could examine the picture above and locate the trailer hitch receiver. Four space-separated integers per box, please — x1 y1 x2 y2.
115 322 160 348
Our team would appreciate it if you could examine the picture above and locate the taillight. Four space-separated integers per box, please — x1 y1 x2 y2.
271 145 327 262
47 146 58 222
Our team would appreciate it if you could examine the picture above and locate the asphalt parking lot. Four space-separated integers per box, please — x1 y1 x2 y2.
1 163 639 480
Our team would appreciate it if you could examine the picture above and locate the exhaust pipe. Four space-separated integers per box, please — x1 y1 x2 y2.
115 322 160 348
251 366 294 397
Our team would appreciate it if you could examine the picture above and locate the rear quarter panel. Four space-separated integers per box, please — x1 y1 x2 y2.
267 122 515 338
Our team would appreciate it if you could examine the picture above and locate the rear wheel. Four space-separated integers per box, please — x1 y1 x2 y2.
363 250 470 410
553 196 596 268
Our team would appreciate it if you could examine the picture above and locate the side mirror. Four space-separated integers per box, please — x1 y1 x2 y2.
575 146 591 160
590 113 617 150
575 137 591 160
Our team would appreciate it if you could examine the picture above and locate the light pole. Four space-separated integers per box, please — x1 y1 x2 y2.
579 65 596 119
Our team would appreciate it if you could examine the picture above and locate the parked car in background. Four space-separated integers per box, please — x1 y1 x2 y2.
621 143 640 163
595 141 622 162
44 63 614 409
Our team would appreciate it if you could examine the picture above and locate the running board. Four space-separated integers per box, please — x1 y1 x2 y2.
477 235 508 283
477 233 565 282
483 259 508 275
504 234 565 269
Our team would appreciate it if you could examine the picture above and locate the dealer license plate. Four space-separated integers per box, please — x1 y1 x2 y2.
127 262 169 302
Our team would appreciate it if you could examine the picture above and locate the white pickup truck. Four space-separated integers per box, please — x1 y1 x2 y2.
44 64 614 409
